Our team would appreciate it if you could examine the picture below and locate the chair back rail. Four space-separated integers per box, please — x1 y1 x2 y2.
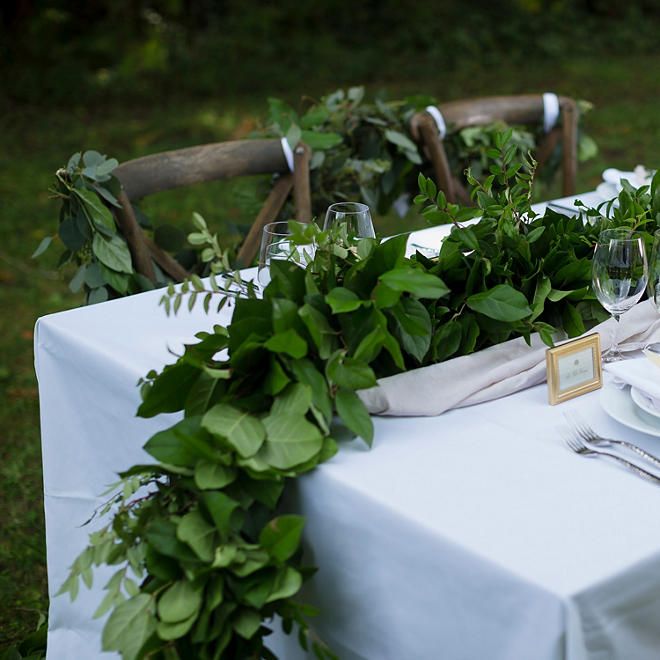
110 139 311 281
411 95 578 202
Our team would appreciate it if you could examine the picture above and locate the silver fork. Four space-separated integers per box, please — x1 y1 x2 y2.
564 432 660 485
566 413 660 470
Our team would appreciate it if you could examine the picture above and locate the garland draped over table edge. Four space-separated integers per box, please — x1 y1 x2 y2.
56 142 660 660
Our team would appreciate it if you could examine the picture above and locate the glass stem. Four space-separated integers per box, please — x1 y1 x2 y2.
610 313 621 358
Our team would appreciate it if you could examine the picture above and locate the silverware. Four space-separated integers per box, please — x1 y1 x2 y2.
547 202 581 215
567 413 660 470
563 428 660 485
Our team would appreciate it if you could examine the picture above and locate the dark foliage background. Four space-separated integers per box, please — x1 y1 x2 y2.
2 0 659 107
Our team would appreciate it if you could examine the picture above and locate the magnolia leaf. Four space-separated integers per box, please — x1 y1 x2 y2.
194 461 236 490
156 611 197 640
300 130 343 150
92 234 133 274
157 580 203 623
265 328 308 359
232 608 262 640
202 404 265 458
389 297 432 362
177 509 216 562
265 567 303 603
102 594 154 660
271 383 312 416
326 354 377 390
325 287 364 314
467 284 532 322
259 515 305 563
202 491 241 534
144 416 216 467
380 268 449 299
260 412 323 470
335 387 373 446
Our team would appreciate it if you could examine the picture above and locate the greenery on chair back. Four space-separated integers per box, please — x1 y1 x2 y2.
55 134 655 660
39 89 598 304
262 87 598 215
36 152 234 303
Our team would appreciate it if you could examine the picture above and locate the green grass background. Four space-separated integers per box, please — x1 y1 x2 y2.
1 52 659 648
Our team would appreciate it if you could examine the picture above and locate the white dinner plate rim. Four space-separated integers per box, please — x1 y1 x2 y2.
599 383 660 438
630 386 660 421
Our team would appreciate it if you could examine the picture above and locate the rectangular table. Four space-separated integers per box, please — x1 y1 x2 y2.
35 193 660 659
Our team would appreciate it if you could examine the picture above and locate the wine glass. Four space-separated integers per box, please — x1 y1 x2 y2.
257 221 312 288
323 202 375 238
647 229 660 310
592 228 648 362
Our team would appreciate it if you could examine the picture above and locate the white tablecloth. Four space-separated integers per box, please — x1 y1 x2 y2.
36 192 660 660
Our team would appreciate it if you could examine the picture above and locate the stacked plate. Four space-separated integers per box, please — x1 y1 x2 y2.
601 355 660 437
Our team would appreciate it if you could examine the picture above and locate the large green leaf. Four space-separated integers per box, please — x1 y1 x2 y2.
144 417 216 467
202 404 266 458
301 130 343 150
194 461 236 490
92 233 133 274
232 608 262 640
264 328 307 358
326 353 377 390
157 580 203 623
260 412 323 470
259 515 305 563
335 387 374 446
138 363 201 417
299 303 336 359
325 287 364 313
74 187 116 233
202 491 241 534
271 383 312 416
265 567 303 603
380 267 449 299
388 297 432 362
102 594 154 660
466 284 532 322
177 509 216 562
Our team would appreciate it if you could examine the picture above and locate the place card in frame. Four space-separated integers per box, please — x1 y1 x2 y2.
546 333 602 405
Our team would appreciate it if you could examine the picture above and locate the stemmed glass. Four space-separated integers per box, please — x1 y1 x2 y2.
323 202 376 238
257 221 312 288
592 228 648 362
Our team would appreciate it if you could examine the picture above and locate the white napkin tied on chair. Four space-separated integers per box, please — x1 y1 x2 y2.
425 106 447 139
280 137 295 172
542 93 560 133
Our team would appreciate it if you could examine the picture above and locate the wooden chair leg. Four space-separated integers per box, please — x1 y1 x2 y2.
535 128 561 171
115 191 156 282
293 143 312 222
418 115 456 203
144 237 189 282
561 99 578 196
235 174 294 268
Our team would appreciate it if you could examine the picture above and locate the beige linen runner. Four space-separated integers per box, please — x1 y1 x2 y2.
359 300 660 416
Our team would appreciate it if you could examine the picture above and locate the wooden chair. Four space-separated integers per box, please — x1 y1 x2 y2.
111 138 312 281
410 95 578 204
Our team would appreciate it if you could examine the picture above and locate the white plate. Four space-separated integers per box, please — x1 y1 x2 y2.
600 383 660 438
630 386 660 421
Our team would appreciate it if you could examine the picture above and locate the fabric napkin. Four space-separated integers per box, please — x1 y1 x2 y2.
604 357 660 411
358 300 660 417
597 166 652 201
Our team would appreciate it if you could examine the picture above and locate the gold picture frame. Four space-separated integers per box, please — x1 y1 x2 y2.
546 333 602 405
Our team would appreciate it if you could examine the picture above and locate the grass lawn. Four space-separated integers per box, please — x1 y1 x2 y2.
0 52 658 650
